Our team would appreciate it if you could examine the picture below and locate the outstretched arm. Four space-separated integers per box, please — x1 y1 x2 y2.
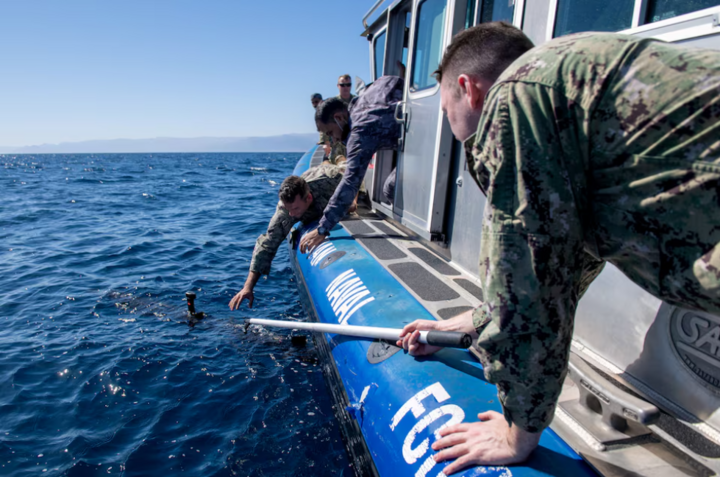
300 124 379 255
232 203 295 308
229 271 260 310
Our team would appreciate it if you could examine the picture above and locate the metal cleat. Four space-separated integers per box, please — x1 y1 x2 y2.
560 353 660 445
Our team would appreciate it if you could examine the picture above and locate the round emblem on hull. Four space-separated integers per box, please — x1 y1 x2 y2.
670 308 720 392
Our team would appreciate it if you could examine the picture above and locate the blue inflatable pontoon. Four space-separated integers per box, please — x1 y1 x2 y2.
288 147 597 477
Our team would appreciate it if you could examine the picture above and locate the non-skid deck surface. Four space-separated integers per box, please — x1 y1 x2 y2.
437 306 474 319
340 209 483 321
388 262 460 301
409 247 460 276
454 278 484 301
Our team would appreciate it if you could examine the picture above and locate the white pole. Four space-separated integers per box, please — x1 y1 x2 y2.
247 318 428 343
245 318 472 349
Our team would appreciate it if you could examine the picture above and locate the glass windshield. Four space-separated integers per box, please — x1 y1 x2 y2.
554 0 634 37
480 0 515 24
374 30 387 79
646 0 718 24
411 0 447 91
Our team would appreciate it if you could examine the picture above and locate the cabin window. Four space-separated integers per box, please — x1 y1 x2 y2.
480 0 514 24
410 0 447 92
374 30 387 79
402 12 411 69
553 0 634 37
644 0 719 24
465 0 477 28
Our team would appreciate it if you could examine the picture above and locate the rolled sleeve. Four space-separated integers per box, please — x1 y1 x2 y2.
471 83 591 432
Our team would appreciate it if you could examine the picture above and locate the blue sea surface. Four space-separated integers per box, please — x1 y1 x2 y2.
0 153 352 476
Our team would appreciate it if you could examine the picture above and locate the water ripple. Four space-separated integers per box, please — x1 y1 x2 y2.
0 153 350 476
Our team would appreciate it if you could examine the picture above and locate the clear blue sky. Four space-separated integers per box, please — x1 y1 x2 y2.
0 1 384 146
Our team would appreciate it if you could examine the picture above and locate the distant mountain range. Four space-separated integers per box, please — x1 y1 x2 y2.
0 133 319 154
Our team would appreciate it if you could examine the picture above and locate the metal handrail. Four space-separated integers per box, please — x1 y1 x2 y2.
363 0 386 29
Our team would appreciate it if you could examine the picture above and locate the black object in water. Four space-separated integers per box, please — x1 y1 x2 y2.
185 291 205 326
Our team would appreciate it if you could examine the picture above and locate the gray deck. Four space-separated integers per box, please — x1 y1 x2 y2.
340 211 483 322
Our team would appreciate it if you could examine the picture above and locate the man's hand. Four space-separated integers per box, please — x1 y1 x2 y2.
229 287 254 310
397 320 444 356
432 411 541 474
300 229 327 254
398 310 478 356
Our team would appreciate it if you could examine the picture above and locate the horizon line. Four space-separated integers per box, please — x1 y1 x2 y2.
0 132 318 149
0 150 309 156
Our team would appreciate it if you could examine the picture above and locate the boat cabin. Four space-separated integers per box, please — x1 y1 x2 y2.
355 0 720 475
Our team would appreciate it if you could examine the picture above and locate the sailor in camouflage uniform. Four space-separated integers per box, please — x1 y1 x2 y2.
336 74 356 106
322 74 355 165
399 22 720 472
300 76 404 252
229 163 346 310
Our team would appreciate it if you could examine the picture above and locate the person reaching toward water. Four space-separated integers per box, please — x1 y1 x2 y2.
300 75 404 253
399 22 720 474
229 163 354 310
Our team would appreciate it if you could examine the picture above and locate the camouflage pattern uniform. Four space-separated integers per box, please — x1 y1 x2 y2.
468 33 720 433
250 163 345 275
336 93 355 106
328 139 347 166
318 76 404 232
328 94 354 163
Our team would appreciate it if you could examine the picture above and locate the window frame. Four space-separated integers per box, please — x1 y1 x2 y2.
372 26 389 81
407 0 450 99
545 0 720 41
477 0 526 27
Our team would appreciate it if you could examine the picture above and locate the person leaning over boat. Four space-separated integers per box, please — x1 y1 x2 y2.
228 163 351 309
397 22 720 473
321 74 355 166
299 75 403 252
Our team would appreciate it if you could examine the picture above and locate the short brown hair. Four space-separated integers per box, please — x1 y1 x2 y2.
338 74 351 83
279 176 310 203
434 22 534 89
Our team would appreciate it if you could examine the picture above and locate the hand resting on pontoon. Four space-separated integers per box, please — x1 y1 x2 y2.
397 310 541 473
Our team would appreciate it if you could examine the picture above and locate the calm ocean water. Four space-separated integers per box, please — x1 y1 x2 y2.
0 153 351 476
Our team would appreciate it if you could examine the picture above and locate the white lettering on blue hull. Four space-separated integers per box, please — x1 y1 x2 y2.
390 383 513 477
310 241 336 267
325 269 375 324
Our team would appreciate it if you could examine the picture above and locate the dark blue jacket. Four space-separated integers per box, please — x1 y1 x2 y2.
318 76 403 231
